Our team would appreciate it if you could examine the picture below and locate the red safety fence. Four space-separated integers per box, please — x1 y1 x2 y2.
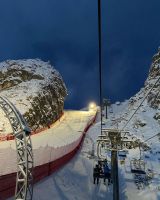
0 112 64 142
0 111 97 200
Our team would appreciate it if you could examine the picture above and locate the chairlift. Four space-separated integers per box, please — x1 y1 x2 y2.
118 150 128 158
118 150 128 165
97 141 106 159
93 158 112 183
130 159 146 174
109 107 113 113
98 159 108 167
97 139 110 159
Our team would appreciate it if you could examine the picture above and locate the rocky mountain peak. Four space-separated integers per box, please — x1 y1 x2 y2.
145 48 160 109
0 59 67 132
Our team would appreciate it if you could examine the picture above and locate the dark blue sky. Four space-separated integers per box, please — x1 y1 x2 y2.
0 0 160 109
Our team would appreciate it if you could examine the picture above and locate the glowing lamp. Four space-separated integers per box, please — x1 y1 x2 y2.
89 102 96 110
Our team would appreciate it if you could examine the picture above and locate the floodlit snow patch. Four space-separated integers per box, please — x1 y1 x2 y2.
0 109 12 135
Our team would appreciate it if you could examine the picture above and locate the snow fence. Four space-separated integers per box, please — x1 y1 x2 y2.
0 111 97 200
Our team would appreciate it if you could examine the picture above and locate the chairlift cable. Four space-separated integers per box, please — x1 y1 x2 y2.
98 0 103 135
121 75 160 138
144 132 160 143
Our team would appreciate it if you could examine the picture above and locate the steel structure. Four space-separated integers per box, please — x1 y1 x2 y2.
0 96 33 200
96 128 151 199
96 129 135 156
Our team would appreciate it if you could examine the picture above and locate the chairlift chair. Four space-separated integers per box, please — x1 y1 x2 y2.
97 139 110 159
93 157 111 180
118 150 128 158
130 159 146 174
99 159 111 179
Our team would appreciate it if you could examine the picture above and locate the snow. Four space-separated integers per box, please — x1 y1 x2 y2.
0 109 12 135
0 59 59 80
6 89 160 200
0 59 66 115
19 117 113 200
5 50 160 199
6 99 160 200
105 95 160 199
0 110 96 176
12 98 159 200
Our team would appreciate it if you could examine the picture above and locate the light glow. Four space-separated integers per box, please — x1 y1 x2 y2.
89 102 96 110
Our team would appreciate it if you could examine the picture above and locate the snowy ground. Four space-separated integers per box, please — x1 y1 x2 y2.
8 100 160 200
8 110 113 200
0 110 96 176
28 112 124 200
32 101 160 200
29 116 113 200
0 109 12 135
106 100 160 200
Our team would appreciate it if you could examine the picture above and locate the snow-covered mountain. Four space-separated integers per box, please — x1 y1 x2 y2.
129 47 160 109
0 59 67 132
30 49 160 200
100 49 160 199
108 48 160 134
146 48 160 109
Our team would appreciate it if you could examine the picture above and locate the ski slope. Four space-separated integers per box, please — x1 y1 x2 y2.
6 100 160 200
24 112 121 200
26 116 113 200
19 101 159 200
0 110 96 176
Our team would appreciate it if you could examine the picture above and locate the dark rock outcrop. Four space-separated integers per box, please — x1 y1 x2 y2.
0 59 67 131
145 48 160 109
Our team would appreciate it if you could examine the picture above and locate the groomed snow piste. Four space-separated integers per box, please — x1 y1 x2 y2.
0 110 96 176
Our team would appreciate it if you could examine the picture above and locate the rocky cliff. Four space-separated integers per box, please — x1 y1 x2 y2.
105 48 160 199
127 48 160 110
145 48 160 109
0 59 67 131
106 48 160 136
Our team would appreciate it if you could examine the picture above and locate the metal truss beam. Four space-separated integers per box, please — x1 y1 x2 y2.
0 96 33 200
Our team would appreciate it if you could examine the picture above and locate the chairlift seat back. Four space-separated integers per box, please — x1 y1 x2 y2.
118 154 127 158
131 169 146 174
